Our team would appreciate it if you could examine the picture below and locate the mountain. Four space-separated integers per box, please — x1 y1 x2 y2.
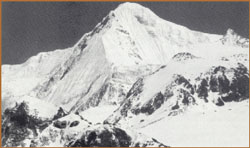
105 52 249 146
2 2 249 147
221 28 249 48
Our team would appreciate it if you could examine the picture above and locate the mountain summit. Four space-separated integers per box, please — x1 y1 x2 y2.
75 2 225 65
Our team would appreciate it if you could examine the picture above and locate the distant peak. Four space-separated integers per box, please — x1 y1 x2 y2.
221 28 249 48
226 28 237 36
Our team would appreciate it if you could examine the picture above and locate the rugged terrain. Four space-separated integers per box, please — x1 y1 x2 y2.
2 2 249 147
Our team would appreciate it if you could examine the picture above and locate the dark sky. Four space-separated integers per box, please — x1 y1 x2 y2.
2 2 249 64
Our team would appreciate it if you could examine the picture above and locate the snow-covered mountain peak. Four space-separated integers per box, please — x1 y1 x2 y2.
71 2 249 67
221 28 249 47
116 2 146 10
94 2 225 66
226 28 236 35
114 2 159 19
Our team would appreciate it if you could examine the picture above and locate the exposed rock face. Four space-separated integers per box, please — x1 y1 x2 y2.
126 78 144 98
1 102 51 147
67 124 168 147
140 92 165 115
197 63 249 104
53 120 67 129
197 78 209 102
67 125 132 147
221 64 249 102
172 52 199 62
53 107 68 120
69 121 80 127
115 74 196 119
2 102 169 147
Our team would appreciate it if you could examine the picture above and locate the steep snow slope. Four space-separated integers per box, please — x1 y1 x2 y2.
2 48 73 97
103 2 223 65
2 48 73 118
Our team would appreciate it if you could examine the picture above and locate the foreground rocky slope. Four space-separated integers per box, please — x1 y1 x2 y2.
2 102 168 147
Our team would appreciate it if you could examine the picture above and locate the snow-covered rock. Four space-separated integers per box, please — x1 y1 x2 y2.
221 28 249 48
